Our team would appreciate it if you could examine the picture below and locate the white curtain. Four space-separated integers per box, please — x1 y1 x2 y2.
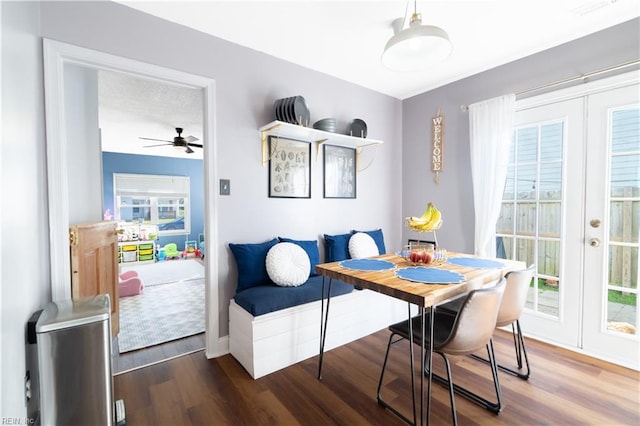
469 93 516 257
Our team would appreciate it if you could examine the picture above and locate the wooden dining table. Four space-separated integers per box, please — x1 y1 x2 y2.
315 252 525 425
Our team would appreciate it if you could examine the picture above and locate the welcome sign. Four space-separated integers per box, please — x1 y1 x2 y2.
432 109 444 183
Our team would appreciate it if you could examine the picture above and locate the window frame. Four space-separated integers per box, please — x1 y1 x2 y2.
113 173 191 237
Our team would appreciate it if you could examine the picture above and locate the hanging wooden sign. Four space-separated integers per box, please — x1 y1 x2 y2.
431 109 444 183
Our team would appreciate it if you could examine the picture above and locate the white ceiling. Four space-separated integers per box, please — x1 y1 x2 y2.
119 0 640 100
99 70 204 158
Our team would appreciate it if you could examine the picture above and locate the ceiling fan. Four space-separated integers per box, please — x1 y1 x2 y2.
139 127 202 154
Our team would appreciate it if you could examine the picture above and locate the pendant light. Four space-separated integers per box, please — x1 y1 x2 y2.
382 1 452 71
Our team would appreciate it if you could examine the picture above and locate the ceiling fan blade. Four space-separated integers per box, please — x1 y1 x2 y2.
143 143 173 148
184 135 199 142
185 145 194 154
139 137 173 143
187 143 203 148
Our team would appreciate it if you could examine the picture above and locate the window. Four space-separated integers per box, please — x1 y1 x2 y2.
114 173 190 236
497 120 564 317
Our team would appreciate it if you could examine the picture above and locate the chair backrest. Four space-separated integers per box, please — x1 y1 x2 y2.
496 265 535 327
437 277 506 355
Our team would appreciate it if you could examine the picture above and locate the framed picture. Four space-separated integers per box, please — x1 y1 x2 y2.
268 136 311 198
323 144 356 199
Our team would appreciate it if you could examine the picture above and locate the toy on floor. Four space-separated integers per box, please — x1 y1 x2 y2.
119 270 144 297
182 240 197 259
163 243 180 259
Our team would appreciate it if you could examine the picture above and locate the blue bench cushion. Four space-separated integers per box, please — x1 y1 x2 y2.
234 275 354 317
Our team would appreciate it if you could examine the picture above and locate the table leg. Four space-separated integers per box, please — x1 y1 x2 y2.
426 305 435 425
317 276 333 380
408 303 417 426
418 307 425 426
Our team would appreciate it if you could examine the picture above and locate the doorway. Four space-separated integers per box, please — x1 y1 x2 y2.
42 39 221 358
499 71 639 369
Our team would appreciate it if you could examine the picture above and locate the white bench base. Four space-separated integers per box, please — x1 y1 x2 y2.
229 289 411 379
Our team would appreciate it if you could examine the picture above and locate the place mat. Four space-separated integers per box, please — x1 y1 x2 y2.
447 257 505 269
339 258 396 272
395 267 465 284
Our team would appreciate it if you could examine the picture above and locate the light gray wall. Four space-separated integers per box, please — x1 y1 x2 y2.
1 1 50 420
402 18 640 253
65 64 103 223
38 1 404 336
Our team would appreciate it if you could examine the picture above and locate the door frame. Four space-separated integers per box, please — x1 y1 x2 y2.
42 39 223 356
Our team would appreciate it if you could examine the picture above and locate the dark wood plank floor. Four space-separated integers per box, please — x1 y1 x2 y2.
114 329 639 425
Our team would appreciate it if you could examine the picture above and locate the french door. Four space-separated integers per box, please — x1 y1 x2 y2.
498 72 639 369
582 85 639 368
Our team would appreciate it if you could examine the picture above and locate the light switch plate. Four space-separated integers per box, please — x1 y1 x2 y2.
220 179 230 195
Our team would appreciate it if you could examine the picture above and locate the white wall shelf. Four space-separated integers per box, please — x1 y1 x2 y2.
259 120 383 165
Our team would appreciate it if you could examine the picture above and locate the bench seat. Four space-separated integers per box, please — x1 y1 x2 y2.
233 275 354 316
229 283 409 379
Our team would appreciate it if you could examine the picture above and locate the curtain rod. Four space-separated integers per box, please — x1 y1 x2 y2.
460 58 640 112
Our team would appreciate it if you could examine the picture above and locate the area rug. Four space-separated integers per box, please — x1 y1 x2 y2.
118 278 205 353
121 259 204 287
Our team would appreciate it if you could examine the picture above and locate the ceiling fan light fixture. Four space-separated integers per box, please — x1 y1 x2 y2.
382 11 452 71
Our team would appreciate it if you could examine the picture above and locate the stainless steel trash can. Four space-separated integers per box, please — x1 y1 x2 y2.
36 294 114 426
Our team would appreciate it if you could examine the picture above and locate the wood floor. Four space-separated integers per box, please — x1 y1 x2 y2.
114 329 639 425
112 333 205 375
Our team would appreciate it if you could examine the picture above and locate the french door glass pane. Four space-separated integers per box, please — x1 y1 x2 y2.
539 162 562 199
608 246 639 290
539 202 561 237
504 165 515 199
515 238 535 267
610 201 639 243
607 289 637 335
538 240 560 278
517 165 537 199
516 203 536 235
517 127 537 163
611 107 640 153
611 154 640 194
540 122 563 161
497 202 514 234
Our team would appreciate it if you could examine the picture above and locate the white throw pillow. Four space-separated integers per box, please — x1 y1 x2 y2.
266 242 311 287
349 232 379 259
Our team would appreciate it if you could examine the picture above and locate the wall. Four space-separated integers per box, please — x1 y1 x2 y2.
38 1 403 338
1 1 50 420
402 18 640 254
102 151 205 247
65 64 103 224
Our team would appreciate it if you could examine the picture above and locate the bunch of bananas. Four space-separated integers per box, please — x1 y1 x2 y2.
406 202 442 232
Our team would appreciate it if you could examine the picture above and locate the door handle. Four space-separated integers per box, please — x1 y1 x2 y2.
589 238 600 248
590 219 601 228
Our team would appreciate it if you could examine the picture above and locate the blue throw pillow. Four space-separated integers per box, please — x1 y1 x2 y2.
229 238 278 292
352 228 386 255
323 232 352 262
279 237 320 276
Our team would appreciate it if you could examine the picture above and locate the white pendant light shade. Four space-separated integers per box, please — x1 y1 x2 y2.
382 13 452 71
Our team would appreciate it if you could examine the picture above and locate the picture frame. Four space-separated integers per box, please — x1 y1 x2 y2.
323 144 356 199
268 136 311 198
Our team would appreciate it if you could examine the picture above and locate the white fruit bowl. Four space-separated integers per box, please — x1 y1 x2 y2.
397 244 436 266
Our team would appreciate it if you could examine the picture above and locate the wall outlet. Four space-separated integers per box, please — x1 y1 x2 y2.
220 179 231 196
